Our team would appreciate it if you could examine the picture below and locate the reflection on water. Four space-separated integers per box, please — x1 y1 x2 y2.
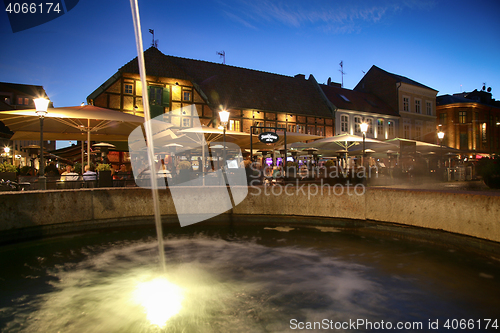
0 225 499 332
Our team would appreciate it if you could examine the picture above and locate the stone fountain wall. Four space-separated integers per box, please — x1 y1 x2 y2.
0 186 499 244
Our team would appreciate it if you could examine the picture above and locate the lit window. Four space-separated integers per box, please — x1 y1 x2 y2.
229 120 241 132
341 115 349 133
482 123 487 145
377 119 383 138
354 116 362 133
17 97 23 105
459 111 467 124
366 118 373 134
125 84 133 94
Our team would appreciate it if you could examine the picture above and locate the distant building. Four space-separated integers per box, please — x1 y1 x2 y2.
0 82 55 166
437 88 500 154
354 66 438 143
87 47 335 138
320 83 399 140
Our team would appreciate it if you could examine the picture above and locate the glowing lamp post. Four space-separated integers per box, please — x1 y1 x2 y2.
218 110 230 184
360 122 368 169
3 146 10 164
437 131 445 170
34 98 49 190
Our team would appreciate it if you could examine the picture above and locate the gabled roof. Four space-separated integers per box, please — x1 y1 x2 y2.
119 47 191 81
320 84 399 117
364 65 437 92
115 47 333 118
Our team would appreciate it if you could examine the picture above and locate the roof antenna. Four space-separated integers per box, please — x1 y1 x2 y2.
149 29 158 48
217 50 225 64
339 61 346 88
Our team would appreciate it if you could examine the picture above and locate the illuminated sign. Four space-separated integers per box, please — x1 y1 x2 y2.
258 132 279 144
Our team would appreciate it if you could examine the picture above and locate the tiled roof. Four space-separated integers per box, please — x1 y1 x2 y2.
119 48 191 81
119 47 333 118
320 84 399 117
370 66 437 91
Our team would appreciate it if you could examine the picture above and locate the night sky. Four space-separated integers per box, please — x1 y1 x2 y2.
1 0 499 148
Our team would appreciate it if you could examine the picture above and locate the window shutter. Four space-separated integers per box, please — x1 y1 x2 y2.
148 86 164 118
162 86 170 107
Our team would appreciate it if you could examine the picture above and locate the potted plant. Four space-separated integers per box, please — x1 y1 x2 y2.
477 155 500 189
96 163 113 187
0 161 17 182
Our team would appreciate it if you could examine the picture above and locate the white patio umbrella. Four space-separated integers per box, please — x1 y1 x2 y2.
295 133 385 150
0 105 144 165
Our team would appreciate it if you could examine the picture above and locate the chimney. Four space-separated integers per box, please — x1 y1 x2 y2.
294 74 306 80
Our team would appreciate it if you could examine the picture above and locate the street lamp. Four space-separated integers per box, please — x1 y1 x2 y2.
34 97 49 190
437 131 445 144
360 122 368 170
218 110 230 184
3 146 10 163
437 131 445 170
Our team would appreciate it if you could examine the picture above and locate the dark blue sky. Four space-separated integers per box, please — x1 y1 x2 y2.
1 0 499 108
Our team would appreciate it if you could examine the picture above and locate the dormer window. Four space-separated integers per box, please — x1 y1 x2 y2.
339 94 350 102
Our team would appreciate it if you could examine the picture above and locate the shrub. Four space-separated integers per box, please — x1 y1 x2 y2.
177 161 192 170
73 162 82 174
324 160 335 168
96 163 112 171
0 162 17 173
19 165 32 175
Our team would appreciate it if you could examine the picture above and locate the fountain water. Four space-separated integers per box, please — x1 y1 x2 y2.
0 223 499 332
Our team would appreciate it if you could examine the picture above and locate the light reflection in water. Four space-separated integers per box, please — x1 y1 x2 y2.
0 229 499 332
133 277 183 327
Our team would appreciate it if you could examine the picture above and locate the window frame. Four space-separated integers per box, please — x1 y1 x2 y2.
124 84 133 94
459 111 467 124
403 96 410 112
426 101 432 116
354 116 362 134
415 99 421 114
377 119 384 138
340 114 349 133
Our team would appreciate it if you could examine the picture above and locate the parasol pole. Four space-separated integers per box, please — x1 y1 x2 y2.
87 119 91 166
